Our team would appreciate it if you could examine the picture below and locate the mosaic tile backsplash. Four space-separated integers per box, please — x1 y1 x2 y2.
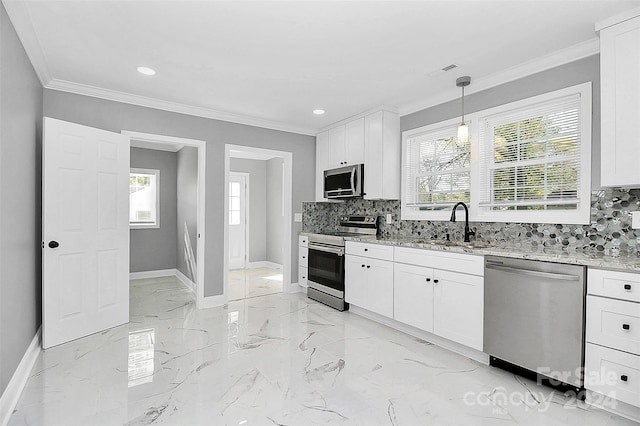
302 189 640 257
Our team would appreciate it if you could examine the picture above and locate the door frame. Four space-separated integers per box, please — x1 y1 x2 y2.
122 130 207 309
228 171 250 270
224 145 293 300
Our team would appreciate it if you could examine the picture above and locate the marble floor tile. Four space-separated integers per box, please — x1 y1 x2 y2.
228 267 283 301
9 276 636 425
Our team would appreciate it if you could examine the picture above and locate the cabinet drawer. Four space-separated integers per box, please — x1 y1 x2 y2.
394 247 484 276
585 343 640 408
299 235 309 247
299 246 308 267
588 269 640 303
345 241 393 261
587 295 640 355
298 267 308 288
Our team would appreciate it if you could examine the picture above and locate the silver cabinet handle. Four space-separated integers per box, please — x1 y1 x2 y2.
486 264 580 281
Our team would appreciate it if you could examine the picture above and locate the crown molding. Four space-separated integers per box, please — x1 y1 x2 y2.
317 104 399 133
398 37 600 117
596 6 640 32
45 79 317 136
2 0 51 85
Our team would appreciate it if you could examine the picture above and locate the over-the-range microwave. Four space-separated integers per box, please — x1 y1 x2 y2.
324 164 364 199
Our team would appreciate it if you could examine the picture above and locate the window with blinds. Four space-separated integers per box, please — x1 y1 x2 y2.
402 122 470 219
401 83 591 224
477 90 589 223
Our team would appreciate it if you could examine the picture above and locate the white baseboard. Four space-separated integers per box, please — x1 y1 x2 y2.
246 261 282 270
0 327 42 426
349 305 489 365
199 294 227 309
129 269 176 280
284 282 303 294
585 390 640 423
175 269 196 293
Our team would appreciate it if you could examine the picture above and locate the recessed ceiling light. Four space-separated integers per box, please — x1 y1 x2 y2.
137 66 156 76
313 109 325 115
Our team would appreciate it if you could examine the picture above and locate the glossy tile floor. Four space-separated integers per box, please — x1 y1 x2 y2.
228 267 283 301
9 276 635 425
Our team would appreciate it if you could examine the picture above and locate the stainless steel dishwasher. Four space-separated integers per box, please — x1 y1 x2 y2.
484 256 586 390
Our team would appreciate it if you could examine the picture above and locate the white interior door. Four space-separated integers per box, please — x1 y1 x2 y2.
43 117 130 349
228 172 247 270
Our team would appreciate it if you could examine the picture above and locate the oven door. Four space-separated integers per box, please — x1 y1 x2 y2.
307 243 345 298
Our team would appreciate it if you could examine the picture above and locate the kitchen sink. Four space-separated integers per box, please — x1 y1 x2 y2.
409 239 494 249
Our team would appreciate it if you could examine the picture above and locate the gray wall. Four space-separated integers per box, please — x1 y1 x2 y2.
229 158 267 263
402 55 602 189
130 148 178 273
177 146 198 279
43 90 315 297
0 3 43 395
266 158 284 265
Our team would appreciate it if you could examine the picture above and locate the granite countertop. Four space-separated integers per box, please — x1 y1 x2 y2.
301 232 640 272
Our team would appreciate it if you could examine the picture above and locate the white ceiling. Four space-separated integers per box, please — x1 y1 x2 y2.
5 0 639 135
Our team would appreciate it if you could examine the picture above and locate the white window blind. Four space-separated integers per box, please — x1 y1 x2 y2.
404 125 470 212
478 93 583 212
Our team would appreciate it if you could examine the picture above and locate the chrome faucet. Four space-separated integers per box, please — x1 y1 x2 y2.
450 202 475 242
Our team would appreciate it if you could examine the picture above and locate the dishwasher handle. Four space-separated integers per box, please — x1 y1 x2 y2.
485 263 580 281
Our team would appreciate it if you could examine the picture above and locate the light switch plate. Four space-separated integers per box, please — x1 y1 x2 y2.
386 213 394 224
632 211 640 229
294 213 302 223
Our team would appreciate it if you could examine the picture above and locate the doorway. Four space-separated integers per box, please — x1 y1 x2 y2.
122 131 207 309
224 145 292 301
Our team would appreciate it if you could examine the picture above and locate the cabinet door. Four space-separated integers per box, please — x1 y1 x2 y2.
366 258 394 318
345 118 365 165
600 16 640 187
434 269 484 350
328 125 346 168
364 111 384 199
316 131 329 201
345 255 368 307
394 263 434 332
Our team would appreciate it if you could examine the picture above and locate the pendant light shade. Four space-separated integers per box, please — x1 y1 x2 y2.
456 76 471 143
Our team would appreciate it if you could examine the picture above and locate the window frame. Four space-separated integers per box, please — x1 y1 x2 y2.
401 82 592 224
401 116 471 221
129 167 160 229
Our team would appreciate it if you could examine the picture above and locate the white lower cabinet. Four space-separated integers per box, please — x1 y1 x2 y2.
393 263 434 332
433 269 484 351
345 254 394 318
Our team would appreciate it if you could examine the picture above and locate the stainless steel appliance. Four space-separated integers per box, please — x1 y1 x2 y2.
324 164 364 199
307 215 378 311
484 256 586 390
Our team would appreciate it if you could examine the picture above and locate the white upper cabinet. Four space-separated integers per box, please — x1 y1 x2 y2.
315 107 400 201
328 125 346 168
315 131 329 201
598 12 640 187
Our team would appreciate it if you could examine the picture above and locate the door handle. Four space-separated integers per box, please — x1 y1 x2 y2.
48 241 59 249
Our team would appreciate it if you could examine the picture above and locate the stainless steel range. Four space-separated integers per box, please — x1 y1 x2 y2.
306 216 378 311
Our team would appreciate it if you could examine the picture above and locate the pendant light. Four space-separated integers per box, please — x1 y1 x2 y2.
456 76 471 143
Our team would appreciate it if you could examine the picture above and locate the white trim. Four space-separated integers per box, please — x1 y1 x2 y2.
317 105 399 133
175 268 196 293
595 7 640 32
1 0 51 86
0 327 42 426
348 306 489 365
585 390 640 423
224 145 293 305
122 131 207 310
284 282 303 294
48 79 316 136
129 269 176 280
246 261 283 270
200 294 227 309
399 38 599 117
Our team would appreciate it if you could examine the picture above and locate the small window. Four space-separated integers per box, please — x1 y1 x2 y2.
402 119 471 220
130 168 159 228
